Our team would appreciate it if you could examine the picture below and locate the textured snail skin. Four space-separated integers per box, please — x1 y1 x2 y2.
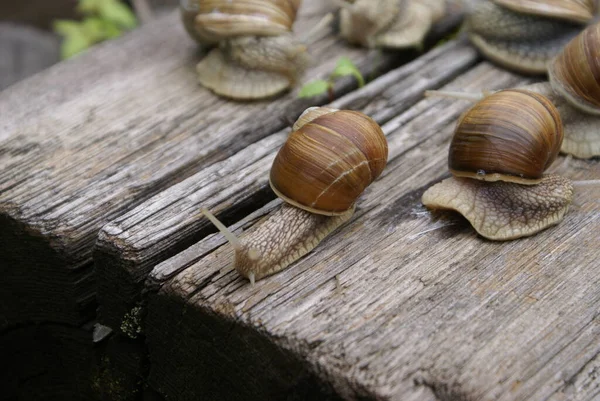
449 90 563 184
235 204 354 281
422 175 574 240
196 35 310 100
465 0 593 74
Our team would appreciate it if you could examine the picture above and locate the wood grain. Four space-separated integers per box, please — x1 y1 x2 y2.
0 0 464 329
144 63 600 400
94 40 479 333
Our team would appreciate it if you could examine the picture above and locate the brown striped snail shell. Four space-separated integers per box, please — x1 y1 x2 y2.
422 89 574 240
270 107 388 215
180 0 309 100
449 89 564 185
548 22 600 116
203 107 388 284
181 0 302 45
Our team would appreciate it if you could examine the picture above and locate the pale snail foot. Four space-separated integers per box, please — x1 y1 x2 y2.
235 203 355 282
467 32 578 74
465 0 583 74
196 34 309 100
422 174 574 240
196 50 290 100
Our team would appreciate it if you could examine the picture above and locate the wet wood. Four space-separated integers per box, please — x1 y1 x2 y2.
145 62 600 400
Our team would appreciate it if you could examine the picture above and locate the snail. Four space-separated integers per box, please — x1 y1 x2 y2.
202 107 388 284
422 89 599 240
464 0 596 74
333 0 449 49
180 0 310 100
427 21 600 158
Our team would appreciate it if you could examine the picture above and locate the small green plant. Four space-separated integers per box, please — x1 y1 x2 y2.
53 0 138 59
298 57 365 99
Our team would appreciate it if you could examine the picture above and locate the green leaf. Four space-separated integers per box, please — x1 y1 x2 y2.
77 0 104 14
100 19 124 38
61 33 93 59
298 80 330 98
99 0 138 29
53 20 84 37
330 57 365 87
81 17 108 41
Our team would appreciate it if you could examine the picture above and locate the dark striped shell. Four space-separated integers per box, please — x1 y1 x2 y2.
549 22 600 116
449 89 563 185
270 108 388 215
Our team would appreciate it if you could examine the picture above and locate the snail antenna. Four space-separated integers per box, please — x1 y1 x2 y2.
201 207 242 251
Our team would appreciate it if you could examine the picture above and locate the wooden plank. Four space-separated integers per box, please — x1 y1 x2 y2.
94 40 479 334
144 64 600 400
0 1 462 329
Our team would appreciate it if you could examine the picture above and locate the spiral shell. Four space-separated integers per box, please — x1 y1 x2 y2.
449 89 563 184
548 22 600 116
269 108 388 215
181 0 302 45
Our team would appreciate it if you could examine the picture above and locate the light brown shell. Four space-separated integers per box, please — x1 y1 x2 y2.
270 108 388 215
493 0 595 23
449 89 563 184
181 0 302 44
549 22 600 116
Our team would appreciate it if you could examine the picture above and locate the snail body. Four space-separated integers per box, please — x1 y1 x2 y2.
180 0 309 100
422 89 575 240
465 0 595 74
335 0 448 49
203 107 388 284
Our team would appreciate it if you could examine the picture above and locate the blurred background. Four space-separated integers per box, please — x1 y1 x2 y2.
0 0 178 90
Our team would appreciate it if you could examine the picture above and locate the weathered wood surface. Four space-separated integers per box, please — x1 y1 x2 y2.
95 39 479 334
0 0 463 330
144 61 600 400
